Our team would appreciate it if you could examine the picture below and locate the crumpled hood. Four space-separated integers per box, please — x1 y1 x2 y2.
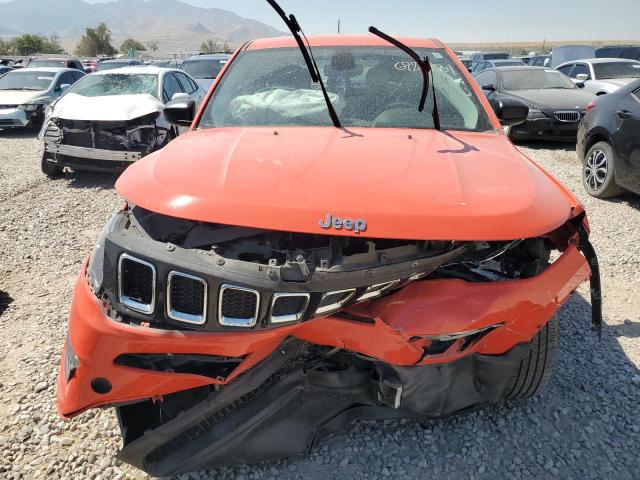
507 89 595 110
0 90 45 105
116 127 581 241
52 93 164 121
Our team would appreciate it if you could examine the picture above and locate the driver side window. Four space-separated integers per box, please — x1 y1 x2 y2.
162 73 183 103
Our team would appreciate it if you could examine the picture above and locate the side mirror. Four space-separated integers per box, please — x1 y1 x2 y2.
493 97 529 126
164 97 195 126
171 92 189 101
576 81 585 89
482 84 496 92
576 73 589 81
60 83 71 92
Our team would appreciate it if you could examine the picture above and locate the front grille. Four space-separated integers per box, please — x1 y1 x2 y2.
0 105 17 109
554 111 581 122
43 123 62 142
270 293 310 324
315 289 356 315
167 272 207 325
219 285 259 327
118 254 156 314
0 119 17 125
356 280 401 302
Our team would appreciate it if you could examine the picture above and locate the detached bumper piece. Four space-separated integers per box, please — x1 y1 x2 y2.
116 339 529 477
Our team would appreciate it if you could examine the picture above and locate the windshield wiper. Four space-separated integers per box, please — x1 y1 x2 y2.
266 0 341 128
368 26 441 131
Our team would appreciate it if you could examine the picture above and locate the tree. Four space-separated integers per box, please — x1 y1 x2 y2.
0 38 10 55
9 34 64 55
120 38 146 54
221 42 233 54
75 23 117 57
146 41 159 52
200 39 218 54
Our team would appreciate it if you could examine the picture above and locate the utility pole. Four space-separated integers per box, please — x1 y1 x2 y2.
338 19 341 34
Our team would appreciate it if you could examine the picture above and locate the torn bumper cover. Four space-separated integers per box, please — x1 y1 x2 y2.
58 241 591 474
41 114 171 170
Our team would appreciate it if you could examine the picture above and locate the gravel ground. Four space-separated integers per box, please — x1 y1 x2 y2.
0 131 638 480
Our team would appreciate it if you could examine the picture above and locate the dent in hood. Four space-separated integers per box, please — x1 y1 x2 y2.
52 93 164 121
116 127 581 241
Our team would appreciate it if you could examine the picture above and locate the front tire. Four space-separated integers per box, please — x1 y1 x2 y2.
582 141 621 199
504 316 558 400
41 153 62 178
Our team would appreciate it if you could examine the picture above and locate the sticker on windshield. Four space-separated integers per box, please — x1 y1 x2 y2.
632 64 640 69
432 53 443 59
220 60 227 64
38 76 55 80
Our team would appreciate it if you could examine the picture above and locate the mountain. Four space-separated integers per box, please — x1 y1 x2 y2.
0 0 285 53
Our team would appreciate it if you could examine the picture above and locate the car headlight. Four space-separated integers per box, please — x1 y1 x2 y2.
87 213 122 293
527 108 547 120
18 104 42 112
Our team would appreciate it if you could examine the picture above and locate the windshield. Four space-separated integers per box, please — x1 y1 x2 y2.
198 47 493 132
67 73 158 97
484 53 510 60
0 71 55 91
96 61 137 71
593 62 640 79
27 59 66 68
502 69 576 90
180 59 228 79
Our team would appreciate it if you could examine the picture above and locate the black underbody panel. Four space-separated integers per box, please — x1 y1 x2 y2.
116 339 529 476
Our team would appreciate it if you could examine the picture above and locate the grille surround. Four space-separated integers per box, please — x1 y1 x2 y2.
166 271 208 325
218 284 260 327
118 254 156 314
554 111 581 122
270 293 310 324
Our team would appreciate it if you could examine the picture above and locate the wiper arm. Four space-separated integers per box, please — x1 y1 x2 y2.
266 0 341 128
368 26 441 130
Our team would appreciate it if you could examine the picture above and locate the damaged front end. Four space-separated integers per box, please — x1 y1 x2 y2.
57 203 599 476
42 113 173 172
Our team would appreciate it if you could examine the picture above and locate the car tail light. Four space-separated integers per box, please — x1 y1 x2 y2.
586 101 596 113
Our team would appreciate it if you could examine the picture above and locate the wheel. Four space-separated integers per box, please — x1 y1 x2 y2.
41 153 63 178
504 316 558 400
582 141 621 198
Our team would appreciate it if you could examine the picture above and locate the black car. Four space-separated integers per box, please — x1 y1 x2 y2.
596 45 640 62
577 78 640 198
474 66 596 141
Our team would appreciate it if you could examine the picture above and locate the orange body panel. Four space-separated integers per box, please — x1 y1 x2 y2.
58 246 589 418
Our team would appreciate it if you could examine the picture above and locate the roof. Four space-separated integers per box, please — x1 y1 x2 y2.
185 54 231 60
13 67 75 74
91 66 176 75
99 59 143 64
557 58 640 65
247 34 442 50
491 66 553 72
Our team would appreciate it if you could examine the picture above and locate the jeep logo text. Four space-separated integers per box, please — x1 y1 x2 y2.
319 214 367 234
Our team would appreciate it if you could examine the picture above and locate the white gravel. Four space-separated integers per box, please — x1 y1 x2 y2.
0 132 638 480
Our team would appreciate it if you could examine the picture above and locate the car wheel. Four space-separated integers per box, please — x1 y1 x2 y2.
41 153 63 178
582 141 621 198
504 316 558 400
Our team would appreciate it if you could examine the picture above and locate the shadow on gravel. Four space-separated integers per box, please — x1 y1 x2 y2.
0 128 40 139
606 193 640 211
183 293 639 480
515 140 576 153
64 171 118 191
0 290 14 317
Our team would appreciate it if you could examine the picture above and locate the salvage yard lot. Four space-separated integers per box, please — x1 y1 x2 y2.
0 131 639 479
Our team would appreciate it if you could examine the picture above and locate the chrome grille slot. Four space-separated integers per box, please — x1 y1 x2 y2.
219 285 260 327
167 272 207 325
270 293 310 324
554 111 580 122
315 289 356 316
118 254 156 314
356 280 401 302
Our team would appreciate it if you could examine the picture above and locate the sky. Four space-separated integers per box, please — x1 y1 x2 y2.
2 0 639 42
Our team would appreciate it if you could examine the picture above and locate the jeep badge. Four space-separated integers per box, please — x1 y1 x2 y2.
319 214 367 234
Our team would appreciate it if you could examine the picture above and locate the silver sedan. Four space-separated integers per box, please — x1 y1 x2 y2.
556 58 640 95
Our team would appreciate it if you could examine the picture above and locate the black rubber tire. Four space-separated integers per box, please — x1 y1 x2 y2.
582 141 622 199
41 153 63 178
504 316 558 400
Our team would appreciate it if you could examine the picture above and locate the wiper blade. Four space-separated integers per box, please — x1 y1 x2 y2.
265 0 341 128
368 26 441 130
